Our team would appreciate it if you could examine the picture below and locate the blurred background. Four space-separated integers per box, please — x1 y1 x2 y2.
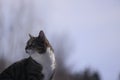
0 0 120 80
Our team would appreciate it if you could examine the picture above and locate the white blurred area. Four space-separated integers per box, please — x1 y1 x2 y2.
0 0 120 80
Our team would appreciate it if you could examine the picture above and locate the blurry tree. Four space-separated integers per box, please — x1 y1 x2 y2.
0 56 6 73
53 35 101 80
0 0 44 71
118 73 120 80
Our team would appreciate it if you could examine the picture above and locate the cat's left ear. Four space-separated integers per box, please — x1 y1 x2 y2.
38 30 45 40
29 34 33 38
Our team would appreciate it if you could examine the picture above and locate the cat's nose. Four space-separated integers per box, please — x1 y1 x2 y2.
25 46 28 53
25 46 28 50
26 50 28 53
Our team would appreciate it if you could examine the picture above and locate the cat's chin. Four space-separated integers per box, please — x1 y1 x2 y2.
26 49 35 55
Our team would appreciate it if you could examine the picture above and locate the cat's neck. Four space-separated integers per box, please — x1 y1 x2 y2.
30 47 56 70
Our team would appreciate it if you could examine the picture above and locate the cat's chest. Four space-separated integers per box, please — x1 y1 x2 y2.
31 49 55 80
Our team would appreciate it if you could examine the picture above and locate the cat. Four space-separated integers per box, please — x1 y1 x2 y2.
0 30 56 80
25 30 56 80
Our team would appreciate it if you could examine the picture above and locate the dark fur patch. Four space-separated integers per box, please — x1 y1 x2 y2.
0 57 44 80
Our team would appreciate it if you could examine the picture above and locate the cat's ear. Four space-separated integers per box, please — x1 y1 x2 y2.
29 34 33 38
38 30 45 40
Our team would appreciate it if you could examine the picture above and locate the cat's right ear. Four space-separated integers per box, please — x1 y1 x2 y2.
38 30 45 41
29 34 33 38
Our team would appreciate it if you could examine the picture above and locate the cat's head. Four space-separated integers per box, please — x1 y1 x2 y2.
25 30 53 54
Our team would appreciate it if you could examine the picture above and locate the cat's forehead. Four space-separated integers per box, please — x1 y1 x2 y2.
27 37 35 43
28 36 43 43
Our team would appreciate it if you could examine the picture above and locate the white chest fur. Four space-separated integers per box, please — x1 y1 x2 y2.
31 47 56 80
